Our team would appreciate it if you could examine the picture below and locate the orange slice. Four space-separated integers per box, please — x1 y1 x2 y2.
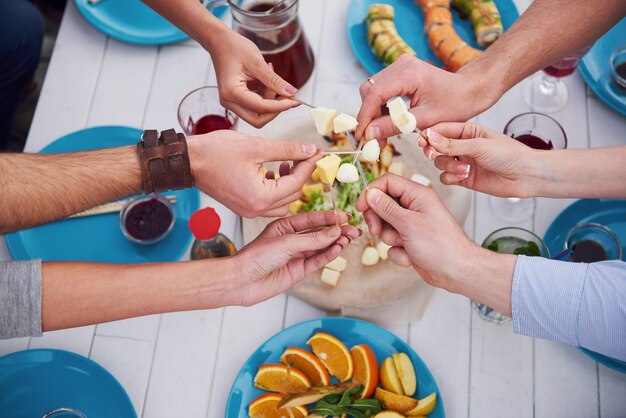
351 344 379 398
253 364 311 394
280 347 331 386
249 393 308 418
306 332 354 381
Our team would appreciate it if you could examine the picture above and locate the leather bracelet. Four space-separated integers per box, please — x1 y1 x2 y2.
137 129 194 194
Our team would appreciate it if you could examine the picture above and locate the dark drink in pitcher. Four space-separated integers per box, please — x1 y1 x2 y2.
231 0 315 89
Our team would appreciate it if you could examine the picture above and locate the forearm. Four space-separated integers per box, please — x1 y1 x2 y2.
41 258 237 332
460 0 626 106
141 0 230 52
0 146 142 233
528 146 626 198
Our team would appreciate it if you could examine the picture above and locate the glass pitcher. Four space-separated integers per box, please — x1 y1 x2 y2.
209 0 315 89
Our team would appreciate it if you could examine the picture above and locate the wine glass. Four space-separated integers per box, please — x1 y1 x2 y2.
489 112 567 222
177 86 238 136
523 48 590 112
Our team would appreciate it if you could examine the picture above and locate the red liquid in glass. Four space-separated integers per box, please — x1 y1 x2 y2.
513 134 554 150
241 3 315 89
192 114 233 135
543 65 576 78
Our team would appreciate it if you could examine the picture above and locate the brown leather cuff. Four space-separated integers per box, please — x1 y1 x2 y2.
137 129 194 194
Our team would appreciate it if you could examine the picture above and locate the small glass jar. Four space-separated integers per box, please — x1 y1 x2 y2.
610 46 626 90
565 223 622 263
188 207 236 260
119 194 175 245
42 408 87 418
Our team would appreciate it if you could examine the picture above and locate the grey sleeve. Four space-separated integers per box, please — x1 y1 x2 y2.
0 259 43 339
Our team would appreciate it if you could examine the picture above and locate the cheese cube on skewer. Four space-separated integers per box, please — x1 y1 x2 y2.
320 268 341 287
361 140 380 162
377 241 392 260
361 246 380 266
325 256 347 272
333 113 359 133
336 163 359 183
387 97 417 134
315 154 341 184
311 107 337 136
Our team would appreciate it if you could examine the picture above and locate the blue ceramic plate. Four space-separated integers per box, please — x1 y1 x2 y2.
226 317 444 417
0 349 136 418
347 0 519 75
579 18 626 117
543 198 626 373
74 0 227 45
6 126 200 264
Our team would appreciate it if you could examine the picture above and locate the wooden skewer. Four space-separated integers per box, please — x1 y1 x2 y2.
322 150 362 155
67 195 177 219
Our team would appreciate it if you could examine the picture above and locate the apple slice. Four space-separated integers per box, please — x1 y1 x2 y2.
406 392 437 416
374 387 419 413
361 140 381 162
336 163 359 183
392 352 417 396
311 107 337 136
333 113 358 133
380 357 404 394
315 154 341 184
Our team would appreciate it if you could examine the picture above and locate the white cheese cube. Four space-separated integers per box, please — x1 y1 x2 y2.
388 161 404 176
316 154 341 184
333 113 358 133
336 163 359 183
387 97 416 134
361 246 380 266
311 107 337 136
325 256 347 272
320 268 341 287
410 173 432 187
376 241 392 260
361 140 380 162
397 112 417 134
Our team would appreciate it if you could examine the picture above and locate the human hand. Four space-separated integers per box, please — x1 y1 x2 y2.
188 130 320 217
420 122 539 198
355 55 495 144
208 30 300 128
231 211 360 307
355 174 515 314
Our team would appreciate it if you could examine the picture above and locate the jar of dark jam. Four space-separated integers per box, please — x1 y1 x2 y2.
120 194 175 245
189 207 237 259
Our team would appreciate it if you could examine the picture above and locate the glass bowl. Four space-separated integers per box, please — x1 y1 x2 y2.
610 45 626 89
565 223 622 262
119 194 175 245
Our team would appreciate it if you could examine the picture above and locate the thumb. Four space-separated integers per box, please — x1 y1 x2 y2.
364 115 401 141
254 61 298 97
259 139 318 162
425 128 483 158
365 188 409 231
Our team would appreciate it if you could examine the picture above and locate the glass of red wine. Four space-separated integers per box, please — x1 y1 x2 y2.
489 112 567 222
177 86 239 135
522 48 590 112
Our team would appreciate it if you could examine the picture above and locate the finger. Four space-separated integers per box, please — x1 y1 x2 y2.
265 170 276 180
232 88 300 114
434 155 471 175
380 223 403 246
424 127 484 158
388 246 412 267
362 115 402 141
423 145 439 161
417 133 428 148
259 139 318 162
281 225 342 255
262 205 290 218
225 102 280 128
302 244 345 276
440 171 469 185
426 122 486 140
362 208 384 236
356 174 429 213
301 225 360 258
265 211 351 237
252 59 299 97
356 75 409 139
272 156 319 197
278 161 291 177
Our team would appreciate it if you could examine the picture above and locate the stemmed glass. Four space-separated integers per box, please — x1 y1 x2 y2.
177 86 238 136
523 49 590 112
489 112 567 222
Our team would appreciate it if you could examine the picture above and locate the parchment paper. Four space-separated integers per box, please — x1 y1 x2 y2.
243 116 471 325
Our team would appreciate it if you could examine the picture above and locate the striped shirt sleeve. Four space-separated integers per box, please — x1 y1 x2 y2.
512 255 626 362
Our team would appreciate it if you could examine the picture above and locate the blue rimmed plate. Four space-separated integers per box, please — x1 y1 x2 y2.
347 0 519 75
543 198 626 373
226 317 444 417
74 0 227 45
578 18 626 117
5 126 199 264
0 349 136 417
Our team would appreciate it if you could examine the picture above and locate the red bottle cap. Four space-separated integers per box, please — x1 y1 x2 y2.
189 207 221 240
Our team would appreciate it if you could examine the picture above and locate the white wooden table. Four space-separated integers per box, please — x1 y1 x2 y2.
1 1 626 416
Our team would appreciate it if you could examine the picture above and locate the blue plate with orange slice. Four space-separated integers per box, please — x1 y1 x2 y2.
226 317 444 417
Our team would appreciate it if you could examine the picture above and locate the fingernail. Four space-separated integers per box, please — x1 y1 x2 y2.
358 229 364 236
427 129 444 143
302 143 316 155
464 172 469 179
347 214 353 221
427 149 435 160
366 188 382 205
283 84 297 95
456 162 470 173
366 126 381 140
